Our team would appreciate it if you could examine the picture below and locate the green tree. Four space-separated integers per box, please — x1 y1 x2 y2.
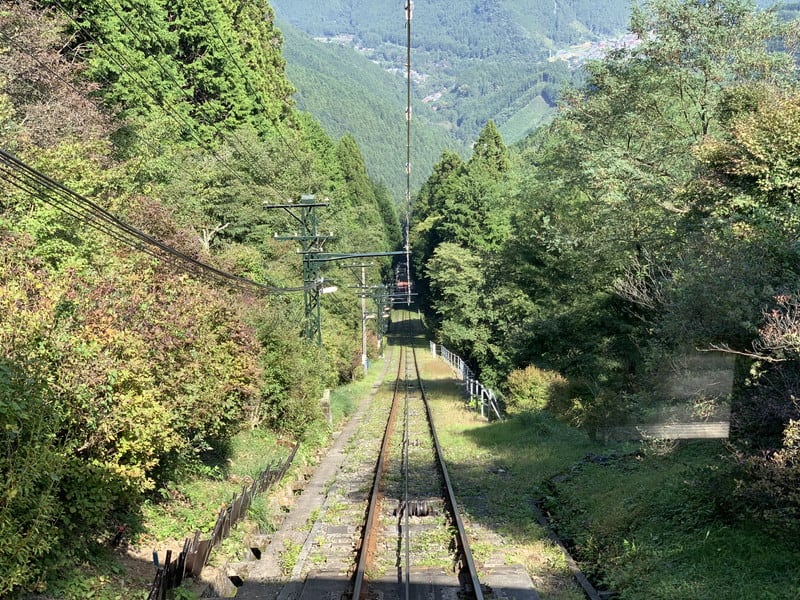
227 0 295 127
467 119 509 177
415 123 511 256
511 0 799 355
53 0 296 145
373 181 402 250
425 242 491 365
331 134 388 252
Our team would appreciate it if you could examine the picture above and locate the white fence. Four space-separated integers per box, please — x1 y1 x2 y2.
430 341 503 421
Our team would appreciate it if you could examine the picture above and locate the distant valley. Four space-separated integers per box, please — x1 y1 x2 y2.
271 0 634 199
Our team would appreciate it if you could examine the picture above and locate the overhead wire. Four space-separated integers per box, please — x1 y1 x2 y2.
0 147 306 294
0 163 153 255
0 2 312 293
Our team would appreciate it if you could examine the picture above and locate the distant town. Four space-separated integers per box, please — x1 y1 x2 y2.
549 33 641 69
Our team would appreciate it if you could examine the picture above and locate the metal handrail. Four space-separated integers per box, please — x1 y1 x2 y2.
430 342 503 421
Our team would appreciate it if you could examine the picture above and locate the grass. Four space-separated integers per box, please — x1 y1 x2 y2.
329 357 388 424
138 428 289 545
419 352 591 600
417 344 800 599
546 441 800 599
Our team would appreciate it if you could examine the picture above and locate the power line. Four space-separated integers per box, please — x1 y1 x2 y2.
2 5 311 293
0 147 305 295
0 163 160 256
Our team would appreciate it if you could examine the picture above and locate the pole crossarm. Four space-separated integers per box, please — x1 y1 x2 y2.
264 194 331 345
266 195 404 345
312 250 406 263
276 235 335 242
263 200 329 228
263 202 330 209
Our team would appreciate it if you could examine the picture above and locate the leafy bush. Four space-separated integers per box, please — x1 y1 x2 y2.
0 360 65 596
504 364 572 415
730 374 800 534
257 313 327 437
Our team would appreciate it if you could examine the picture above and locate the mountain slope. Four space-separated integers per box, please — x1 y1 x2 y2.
273 0 791 200
279 19 465 202
271 0 632 145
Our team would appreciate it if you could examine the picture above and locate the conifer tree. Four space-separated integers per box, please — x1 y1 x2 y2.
468 120 509 177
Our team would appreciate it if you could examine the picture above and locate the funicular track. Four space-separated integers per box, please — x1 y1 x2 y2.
349 311 485 600
231 311 488 600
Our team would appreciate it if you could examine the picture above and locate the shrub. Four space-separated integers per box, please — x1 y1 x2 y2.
504 365 572 415
731 415 800 535
0 360 64 596
257 314 327 438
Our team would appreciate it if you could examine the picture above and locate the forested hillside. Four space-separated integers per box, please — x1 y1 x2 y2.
6 0 800 596
0 1 398 595
279 20 464 199
413 2 800 590
270 0 631 146
270 1 792 202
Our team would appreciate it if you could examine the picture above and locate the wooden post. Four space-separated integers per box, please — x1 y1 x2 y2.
321 388 332 424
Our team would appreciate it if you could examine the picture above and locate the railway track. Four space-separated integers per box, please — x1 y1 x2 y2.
350 312 484 599
230 312 487 599
227 311 552 600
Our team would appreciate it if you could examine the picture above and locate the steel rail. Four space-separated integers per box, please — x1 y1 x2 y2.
351 311 484 599
413 345 485 599
351 343 404 599
401 345 412 598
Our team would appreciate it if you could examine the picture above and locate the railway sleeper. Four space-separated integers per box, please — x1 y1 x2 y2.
393 498 442 517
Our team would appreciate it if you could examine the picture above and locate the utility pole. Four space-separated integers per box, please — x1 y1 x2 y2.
405 0 414 307
265 194 332 345
343 262 378 373
269 196 407 346
361 265 368 371
373 285 391 354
